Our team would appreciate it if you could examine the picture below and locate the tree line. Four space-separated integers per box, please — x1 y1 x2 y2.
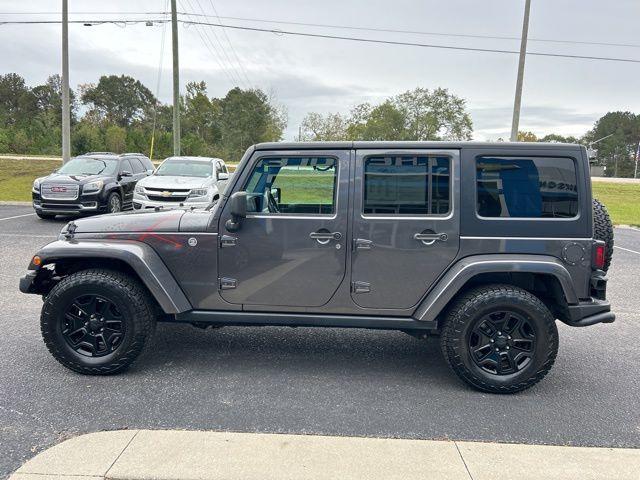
0 73 286 162
0 72 638 175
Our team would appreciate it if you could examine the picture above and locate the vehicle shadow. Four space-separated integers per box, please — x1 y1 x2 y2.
136 322 458 387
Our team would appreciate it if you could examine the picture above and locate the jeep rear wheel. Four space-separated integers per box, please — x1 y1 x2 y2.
40 269 156 375
440 285 558 394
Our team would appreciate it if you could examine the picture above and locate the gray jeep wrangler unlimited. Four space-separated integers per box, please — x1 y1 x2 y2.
20 142 615 393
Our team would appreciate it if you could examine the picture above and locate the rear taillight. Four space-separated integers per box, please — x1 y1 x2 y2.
594 244 606 270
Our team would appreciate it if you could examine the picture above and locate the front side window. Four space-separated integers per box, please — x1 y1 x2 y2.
243 157 337 215
476 156 578 218
120 159 133 174
129 158 145 174
363 155 451 215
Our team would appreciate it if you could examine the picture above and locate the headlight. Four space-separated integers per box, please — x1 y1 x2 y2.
189 188 209 198
134 184 146 195
32 179 41 193
83 180 103 193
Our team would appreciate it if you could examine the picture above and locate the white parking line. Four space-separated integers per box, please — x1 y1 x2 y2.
0 212 35 221
614 245 640 255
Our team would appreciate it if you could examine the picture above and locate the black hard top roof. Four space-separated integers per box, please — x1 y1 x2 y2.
254 141 582 151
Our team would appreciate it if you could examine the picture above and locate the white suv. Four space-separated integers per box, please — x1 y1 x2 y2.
133 156 229 210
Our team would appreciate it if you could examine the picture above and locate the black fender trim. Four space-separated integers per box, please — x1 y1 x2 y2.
31 239 191 314
412 254 579 323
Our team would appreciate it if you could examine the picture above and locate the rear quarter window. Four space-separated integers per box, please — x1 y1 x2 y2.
476 156 578 219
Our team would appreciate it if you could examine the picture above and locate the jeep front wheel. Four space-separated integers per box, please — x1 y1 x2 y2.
40 269 156 375
440 285 558 394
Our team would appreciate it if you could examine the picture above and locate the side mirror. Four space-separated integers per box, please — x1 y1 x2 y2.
270 187 281 205
218 172 229 181
225 191 247 232
120 170 132 178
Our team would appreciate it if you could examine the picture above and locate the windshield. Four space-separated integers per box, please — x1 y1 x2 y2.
155 159 213 178
57 157 118 176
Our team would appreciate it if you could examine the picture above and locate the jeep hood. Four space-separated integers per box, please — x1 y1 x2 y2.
63 209 186 235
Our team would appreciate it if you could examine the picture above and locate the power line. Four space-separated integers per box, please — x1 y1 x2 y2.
192 0 249 88
1 16 639 64
177 12 640 50
207 1 252 87
4 11 640 50
178 0 239 85
182 19 640 64
179 0 244 86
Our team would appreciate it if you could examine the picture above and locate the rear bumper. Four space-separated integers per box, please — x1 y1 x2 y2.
565 299 614 326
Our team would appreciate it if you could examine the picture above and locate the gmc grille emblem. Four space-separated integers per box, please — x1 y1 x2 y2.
51 186 67 192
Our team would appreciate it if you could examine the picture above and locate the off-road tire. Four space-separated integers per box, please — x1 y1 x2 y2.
592 198 614 272
106 192 122 213
36 211 56 220
41 269 156 375
440 284 558 394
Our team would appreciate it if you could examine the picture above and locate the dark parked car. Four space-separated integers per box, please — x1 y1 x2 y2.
32 152 154 219
20 141 615 393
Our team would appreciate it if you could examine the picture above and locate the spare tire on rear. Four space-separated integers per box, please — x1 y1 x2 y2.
592 198 614 272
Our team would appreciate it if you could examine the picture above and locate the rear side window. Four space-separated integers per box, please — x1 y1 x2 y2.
476 156 578 218
363 155 451 215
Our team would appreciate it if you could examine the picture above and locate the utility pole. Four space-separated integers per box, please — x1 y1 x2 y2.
61 0 71 163
510 0 531 142
171 0 180 155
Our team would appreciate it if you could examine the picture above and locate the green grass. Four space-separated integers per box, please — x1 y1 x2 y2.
0 158 61 202
592 182 640 226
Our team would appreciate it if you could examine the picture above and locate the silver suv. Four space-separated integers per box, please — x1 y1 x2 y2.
133 156 229 210
19 141 614 393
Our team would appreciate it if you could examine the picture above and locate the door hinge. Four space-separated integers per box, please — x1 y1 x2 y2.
220 235 237 248
352 281 371 294
219 277 237 290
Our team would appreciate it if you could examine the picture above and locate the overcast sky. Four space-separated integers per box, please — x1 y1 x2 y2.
0 0 638 140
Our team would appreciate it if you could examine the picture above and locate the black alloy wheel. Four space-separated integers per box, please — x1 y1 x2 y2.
468 310 536 375
61 294 126 357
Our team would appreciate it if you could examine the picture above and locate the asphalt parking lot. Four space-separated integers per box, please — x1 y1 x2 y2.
1 204 639 477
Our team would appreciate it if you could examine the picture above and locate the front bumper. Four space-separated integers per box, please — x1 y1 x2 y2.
133 196 210 210
33 200 100 215
19 271 38 294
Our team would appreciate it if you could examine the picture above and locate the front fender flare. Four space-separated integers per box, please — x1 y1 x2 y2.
33 239 191 314
412 254 578 323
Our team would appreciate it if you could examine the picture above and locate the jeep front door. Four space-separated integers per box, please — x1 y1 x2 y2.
350 149 460 310
218 150 349 307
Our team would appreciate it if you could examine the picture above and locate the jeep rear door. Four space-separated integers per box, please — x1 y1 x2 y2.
217 149 350 307
350 149 460 310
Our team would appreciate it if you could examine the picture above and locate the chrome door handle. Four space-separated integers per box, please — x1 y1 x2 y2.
414 232 448 245
310 231 342 244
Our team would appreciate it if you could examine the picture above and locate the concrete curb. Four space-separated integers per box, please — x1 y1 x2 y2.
10 430 640 480
0 201 32 206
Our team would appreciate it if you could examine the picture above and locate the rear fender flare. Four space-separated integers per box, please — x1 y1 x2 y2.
412 254 578 323
33 239 191 314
